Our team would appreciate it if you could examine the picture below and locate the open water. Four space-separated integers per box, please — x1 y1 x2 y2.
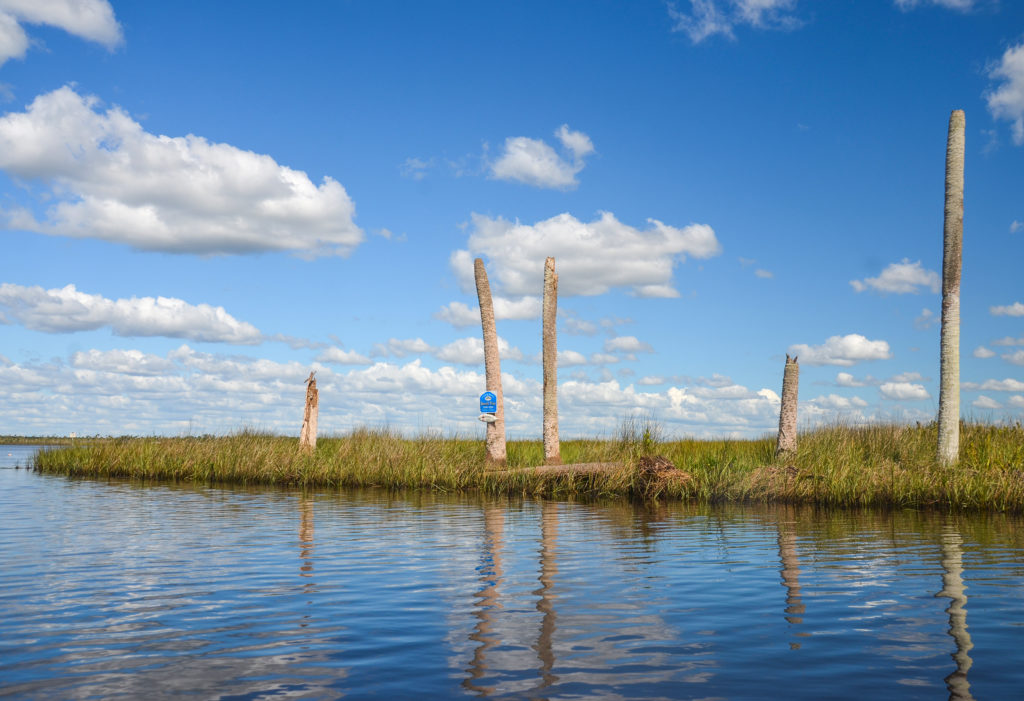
1 445 1023 699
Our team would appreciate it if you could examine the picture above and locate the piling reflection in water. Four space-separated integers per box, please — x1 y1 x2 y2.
777 507 807 651
299 494 316 595
938 525 974 701
464 503 506 694
532 500 559 693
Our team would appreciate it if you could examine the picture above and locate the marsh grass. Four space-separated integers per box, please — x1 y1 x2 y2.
32 421 1024 511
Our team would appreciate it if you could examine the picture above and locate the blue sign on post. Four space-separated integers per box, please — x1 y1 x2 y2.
479 391 497 413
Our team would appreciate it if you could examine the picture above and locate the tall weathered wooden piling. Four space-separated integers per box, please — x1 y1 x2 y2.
776 354 799 457
299 370 318 453
475 258 507 467
542 257 561 465
938 109 965 467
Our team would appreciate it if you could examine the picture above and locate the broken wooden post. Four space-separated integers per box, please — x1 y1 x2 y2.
938 109 965 467
475 258 507 467
299 370 318 453
776 354 799 457
542 257 561 465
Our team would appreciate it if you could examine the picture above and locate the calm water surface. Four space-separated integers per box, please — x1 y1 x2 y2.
2 445 1023 699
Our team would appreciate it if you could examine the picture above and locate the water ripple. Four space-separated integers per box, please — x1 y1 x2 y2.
2 451 1024 698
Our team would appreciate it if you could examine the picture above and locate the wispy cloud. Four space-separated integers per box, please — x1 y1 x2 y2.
914 308 938 330
668 0 801 44
894 0 974 10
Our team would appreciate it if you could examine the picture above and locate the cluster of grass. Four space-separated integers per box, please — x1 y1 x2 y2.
31 420 1024 511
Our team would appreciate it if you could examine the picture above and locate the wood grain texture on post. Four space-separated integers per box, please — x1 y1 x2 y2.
299 370 318 453
776 354 799 457
938 109 964 467
542 257 561 465
474 258 507 466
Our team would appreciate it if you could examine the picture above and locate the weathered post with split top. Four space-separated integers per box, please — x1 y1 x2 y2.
475 258 507 467
776 354 799 457
299 370 318 453
543 257 561 465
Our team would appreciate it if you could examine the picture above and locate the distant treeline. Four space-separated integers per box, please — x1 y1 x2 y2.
0 436 81 446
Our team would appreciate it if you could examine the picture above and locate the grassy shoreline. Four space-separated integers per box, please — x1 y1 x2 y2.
1 435 79 446
31 422 1024 511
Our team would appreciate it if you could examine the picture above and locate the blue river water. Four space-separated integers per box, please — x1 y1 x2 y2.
1 445 1023 699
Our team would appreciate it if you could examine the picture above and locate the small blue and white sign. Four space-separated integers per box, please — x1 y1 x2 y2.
479 391 497 413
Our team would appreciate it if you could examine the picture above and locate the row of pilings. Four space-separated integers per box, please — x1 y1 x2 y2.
297 109 965 467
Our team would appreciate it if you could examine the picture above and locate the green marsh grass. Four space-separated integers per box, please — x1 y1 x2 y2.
31 421 1024 511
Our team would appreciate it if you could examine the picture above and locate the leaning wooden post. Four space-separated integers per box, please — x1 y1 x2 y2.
475 258 507 466
299 370 318 453
776 354 799 457
542 257 561 465
938 109 965 467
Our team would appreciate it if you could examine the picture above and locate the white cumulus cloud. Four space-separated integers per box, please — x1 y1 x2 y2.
0 282 262 344
809 394 869 410
789 334 892 366
972 395 1002 410
316 347 372 365
0 87 362 256
962 378 1024 392
428 336 523 366
603 336 655 354
987 42 1024 145
879 382 930 401
973 346 996 359
850 259 940 294
0 0 121 66
452 211 720 298
1002 350 1024 366
71 349 175 376
434 296 542 328
490 124 594 189
991 301 1024 316
557 350 588 367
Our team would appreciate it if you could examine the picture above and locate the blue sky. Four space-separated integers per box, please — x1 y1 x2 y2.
1 0 1022 439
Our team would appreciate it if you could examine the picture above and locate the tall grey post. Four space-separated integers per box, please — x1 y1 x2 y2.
475 258 507 466
543 257 561 465
776 355 799 457
938 109 965 467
